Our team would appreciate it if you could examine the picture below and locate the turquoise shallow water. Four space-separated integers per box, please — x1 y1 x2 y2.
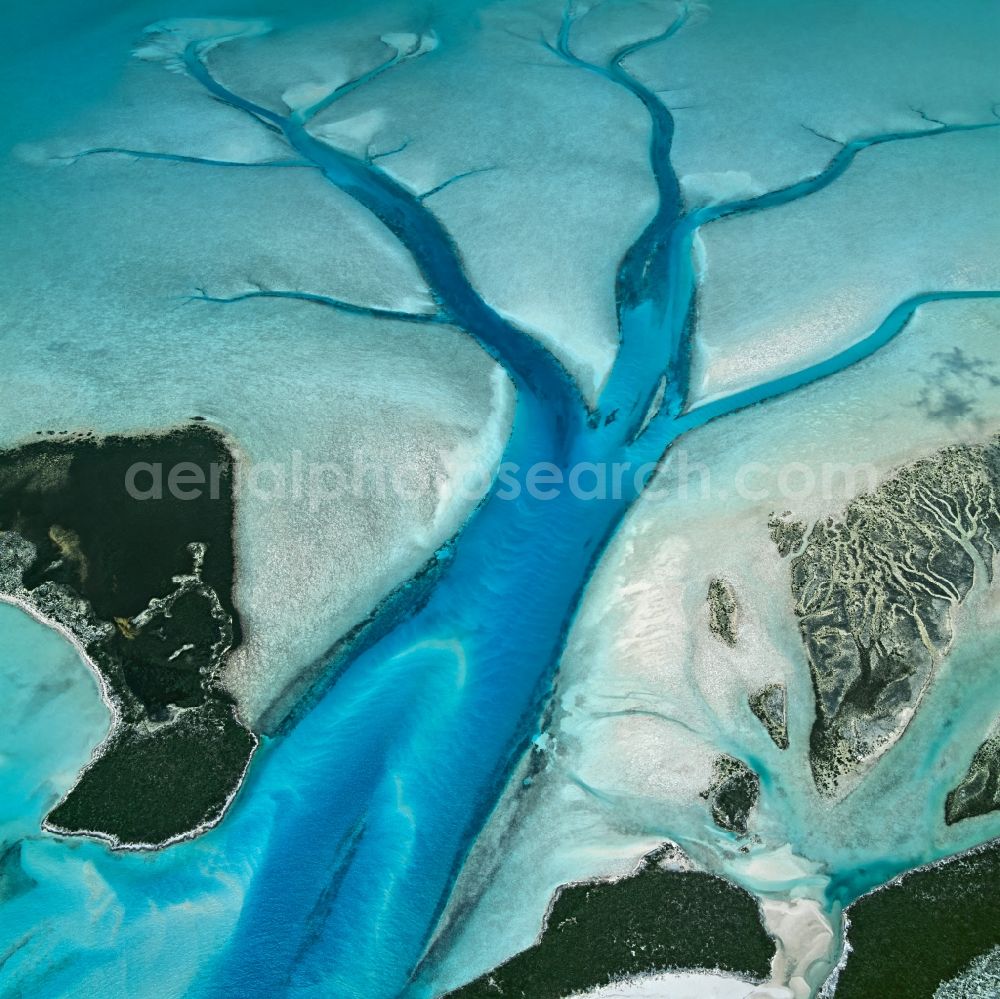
3 2 1000 997
0 603 110 844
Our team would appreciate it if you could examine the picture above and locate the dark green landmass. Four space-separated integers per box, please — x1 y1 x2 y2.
932 947 1000 996
0 428 237 627
768 511 806 558
700 754 759 835
445 845 774 999
47 699 254 846
946 730 1000 826
787 438 1000 795
835 842 1000 998
749 683 789 750
0 425 254 847
707 577 739 647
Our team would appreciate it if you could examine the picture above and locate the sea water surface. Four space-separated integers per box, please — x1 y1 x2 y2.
5 284 999 999
3 2 1000 997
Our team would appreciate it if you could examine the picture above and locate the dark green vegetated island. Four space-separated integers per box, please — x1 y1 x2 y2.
0 425 254 847
789 439 1000 797
446 845 774 998
700 755 760 836
836 841 1000 998
749 682 789 750
946 729 1000 826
